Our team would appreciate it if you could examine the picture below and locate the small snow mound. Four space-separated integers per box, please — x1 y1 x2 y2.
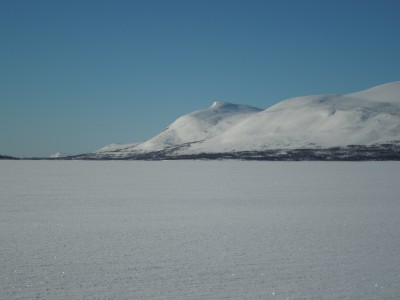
50 152 63 158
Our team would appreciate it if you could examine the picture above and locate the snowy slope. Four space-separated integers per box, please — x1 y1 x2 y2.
95 82 400 158
95 102 262 157
186 82 400 153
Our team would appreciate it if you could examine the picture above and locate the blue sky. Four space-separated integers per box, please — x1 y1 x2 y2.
1 0 400 157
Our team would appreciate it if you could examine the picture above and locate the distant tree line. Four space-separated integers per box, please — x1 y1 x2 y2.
0 154 19 160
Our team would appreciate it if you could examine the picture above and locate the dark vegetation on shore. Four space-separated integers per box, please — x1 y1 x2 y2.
64 144 400 161
3 143 400 161
0 155 19 160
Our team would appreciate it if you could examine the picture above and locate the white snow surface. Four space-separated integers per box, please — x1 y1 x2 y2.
1 160 400 299
96 82 400 157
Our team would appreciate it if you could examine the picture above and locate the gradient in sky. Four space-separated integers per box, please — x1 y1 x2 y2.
1 0 400 157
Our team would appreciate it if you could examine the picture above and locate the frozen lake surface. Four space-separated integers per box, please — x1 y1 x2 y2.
1 161 400 299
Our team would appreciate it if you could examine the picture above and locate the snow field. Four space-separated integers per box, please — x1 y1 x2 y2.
1 161 400 299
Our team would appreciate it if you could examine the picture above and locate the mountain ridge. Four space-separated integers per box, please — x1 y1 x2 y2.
81 82 400 160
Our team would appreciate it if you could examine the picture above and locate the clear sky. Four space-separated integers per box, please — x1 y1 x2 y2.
1 0 400 157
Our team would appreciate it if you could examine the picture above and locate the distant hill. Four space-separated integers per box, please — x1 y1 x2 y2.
75 82 400 160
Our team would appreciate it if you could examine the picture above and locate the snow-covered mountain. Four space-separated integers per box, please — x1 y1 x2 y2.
94 102 262 157
91 82 400 159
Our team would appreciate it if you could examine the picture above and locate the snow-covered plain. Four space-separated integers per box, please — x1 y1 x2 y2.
1 161 400 299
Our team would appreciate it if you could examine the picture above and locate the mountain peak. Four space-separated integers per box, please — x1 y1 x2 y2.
210 101 234 109
210 101 262 113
